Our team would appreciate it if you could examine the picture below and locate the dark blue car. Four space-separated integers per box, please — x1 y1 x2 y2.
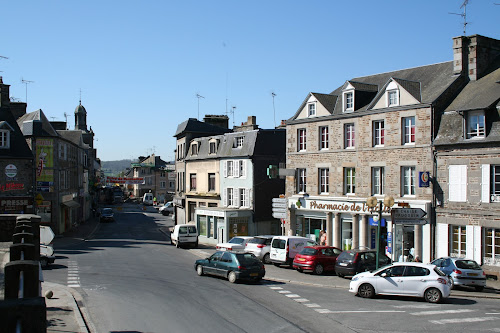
195 251 265 283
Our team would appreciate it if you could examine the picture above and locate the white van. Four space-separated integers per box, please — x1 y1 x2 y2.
143 193 154 205
171 224 198 248
269 236 316 266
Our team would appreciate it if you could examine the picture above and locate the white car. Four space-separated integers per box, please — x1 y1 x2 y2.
349 262 451 303
159 201 174 216
245 235 274 264
216 236 254 252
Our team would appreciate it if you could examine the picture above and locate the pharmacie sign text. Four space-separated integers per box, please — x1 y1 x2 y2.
308 200 392 214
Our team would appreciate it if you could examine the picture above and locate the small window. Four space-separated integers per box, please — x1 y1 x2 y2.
373 120 385 146
344 123 355 148
297 129 306 151
402 166 416 196
319 126 329 150
234 136 244 148
208 173 216 192
318 168 329 194
209 141 217 154
372 167 384 195
308 103 316 116
466 111 485 139
343 91 354 112
191 143 198 155
297 168 307 193
387 90 399 107
0 130 10 149
190 173 197 191
344 167 355 194
221 252 233 263
402 116 415 145
451 225 466 256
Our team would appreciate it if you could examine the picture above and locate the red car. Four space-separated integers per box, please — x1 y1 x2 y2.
293 246 342 275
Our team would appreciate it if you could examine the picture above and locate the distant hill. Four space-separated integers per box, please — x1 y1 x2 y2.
101 159 136 176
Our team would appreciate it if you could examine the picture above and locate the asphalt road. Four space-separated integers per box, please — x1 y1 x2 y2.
43 206 500 333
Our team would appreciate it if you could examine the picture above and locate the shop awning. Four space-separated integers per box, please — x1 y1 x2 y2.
62 200 80 208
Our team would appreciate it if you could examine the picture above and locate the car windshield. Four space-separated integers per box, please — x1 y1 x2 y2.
248 238 267 245
337 251 355 262
300 248 318 255
236 253 260 265
455 260 481 270
229 237 245 244
434 267 447 276
103 209 112 214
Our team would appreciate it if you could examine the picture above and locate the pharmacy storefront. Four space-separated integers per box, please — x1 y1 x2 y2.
288 196 432 263
196 207 253 245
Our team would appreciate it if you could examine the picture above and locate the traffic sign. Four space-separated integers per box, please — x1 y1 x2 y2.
273 212 287 219
391 208 426 220
392 219 428 225
272 202 287 208
272 198 287 203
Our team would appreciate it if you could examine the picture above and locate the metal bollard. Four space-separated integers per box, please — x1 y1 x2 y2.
4 260 41 300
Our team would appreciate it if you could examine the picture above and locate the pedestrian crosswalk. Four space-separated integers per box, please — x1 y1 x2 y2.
67 260 81 288
267 284 500 328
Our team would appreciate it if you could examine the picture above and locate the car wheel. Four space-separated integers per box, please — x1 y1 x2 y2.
40 257 49 268
273 263 280 267
297 268 303 273
263 253 271 264
196 265 204 276
358 283 375 298
314 264 324 275
424 287 442 303
228 271 237 283
193 241 198 248
475 286 484 292
449 277 455 289
175 240 180 248
337 272 345 278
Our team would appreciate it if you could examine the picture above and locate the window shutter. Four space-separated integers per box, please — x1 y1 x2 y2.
223 161 227 178
222 188 227 207
436 223 449 258
240 160 246 178
466 225 474 259
248 188 252 208
449 165 467 202
481 164 490 203
234 160 240 177
473 226 482 263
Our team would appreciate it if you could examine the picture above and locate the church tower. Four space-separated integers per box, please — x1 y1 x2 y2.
75 100 87 131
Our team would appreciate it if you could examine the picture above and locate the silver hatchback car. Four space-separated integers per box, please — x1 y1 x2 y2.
245 236 273 264
431 257 486 291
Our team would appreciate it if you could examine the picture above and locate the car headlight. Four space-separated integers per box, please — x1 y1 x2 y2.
351 276 359 282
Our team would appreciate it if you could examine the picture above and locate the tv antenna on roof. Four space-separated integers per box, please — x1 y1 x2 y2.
64 112 68 129
271 92 277 128
196 93 204 120
449 0 470 35
231 106 236 127
21 77 34 104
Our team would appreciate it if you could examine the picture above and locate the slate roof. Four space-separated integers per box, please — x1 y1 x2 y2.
0 107 33 159
174 118 232 137
434 57 500 146
17 109 59 137
289 61 458 122
57 130 89 149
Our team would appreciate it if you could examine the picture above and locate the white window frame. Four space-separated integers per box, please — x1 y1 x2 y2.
485 228 500 261
466 110 485 139
319 126 329 150
319 168 329 194
451 225 466 256
227 161 234 177
373 120 385 147
448 165 467 202
239 188 250 207
297 169 306 193
234 136 244 148
298 129 306 151
209 141 217 154
372 167 384 196
160 181 166 189
402 116 415 145
190 173 197 191
344 167 355 195
239 160 246 178
191 143 198 155
227 188 235 207
308 103 316 117
345 123 355 149
402 166 416 197
387 89 399 107
208 173 216 192
0 130 10 149
343 91 354 112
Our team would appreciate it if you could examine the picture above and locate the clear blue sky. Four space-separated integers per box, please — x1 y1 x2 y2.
1 1 499 161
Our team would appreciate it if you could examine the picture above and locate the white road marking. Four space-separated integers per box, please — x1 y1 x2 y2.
315 309 334 314
67 261 81 288
411 309 475 316
294 298 309 303
331 310 406 313
278 290 291 294
269 286 283 290
285 294 300 298
304 304 321 308
392 304 439 309
430 317 500 325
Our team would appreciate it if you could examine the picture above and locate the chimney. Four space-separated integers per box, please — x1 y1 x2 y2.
203 114 229 129
453 35 500 81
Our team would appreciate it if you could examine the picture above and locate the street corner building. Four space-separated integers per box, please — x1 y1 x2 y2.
283 34 500 273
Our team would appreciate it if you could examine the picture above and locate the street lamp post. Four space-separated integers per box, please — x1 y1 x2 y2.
366 195 394 269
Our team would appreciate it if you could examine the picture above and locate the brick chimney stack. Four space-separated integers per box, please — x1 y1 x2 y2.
453 35 500 81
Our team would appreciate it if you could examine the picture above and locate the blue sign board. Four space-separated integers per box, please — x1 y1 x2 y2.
371 229 376 249
369 218 386 227
387 232 392 253
419 171 430 187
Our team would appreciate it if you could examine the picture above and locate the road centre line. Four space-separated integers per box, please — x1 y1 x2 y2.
304 304 321 308
430 317 500 325
294 299 309 303
329 310 406 313
278 290 291 294
285 294 300 298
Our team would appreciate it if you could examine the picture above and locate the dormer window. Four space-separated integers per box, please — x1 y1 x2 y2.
191 143 199 155
466 110 485 139
308 103 316 117
233 136 244 148
0 129 10 149
343 91 354 112
209 140 217 154
387 90 399 107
